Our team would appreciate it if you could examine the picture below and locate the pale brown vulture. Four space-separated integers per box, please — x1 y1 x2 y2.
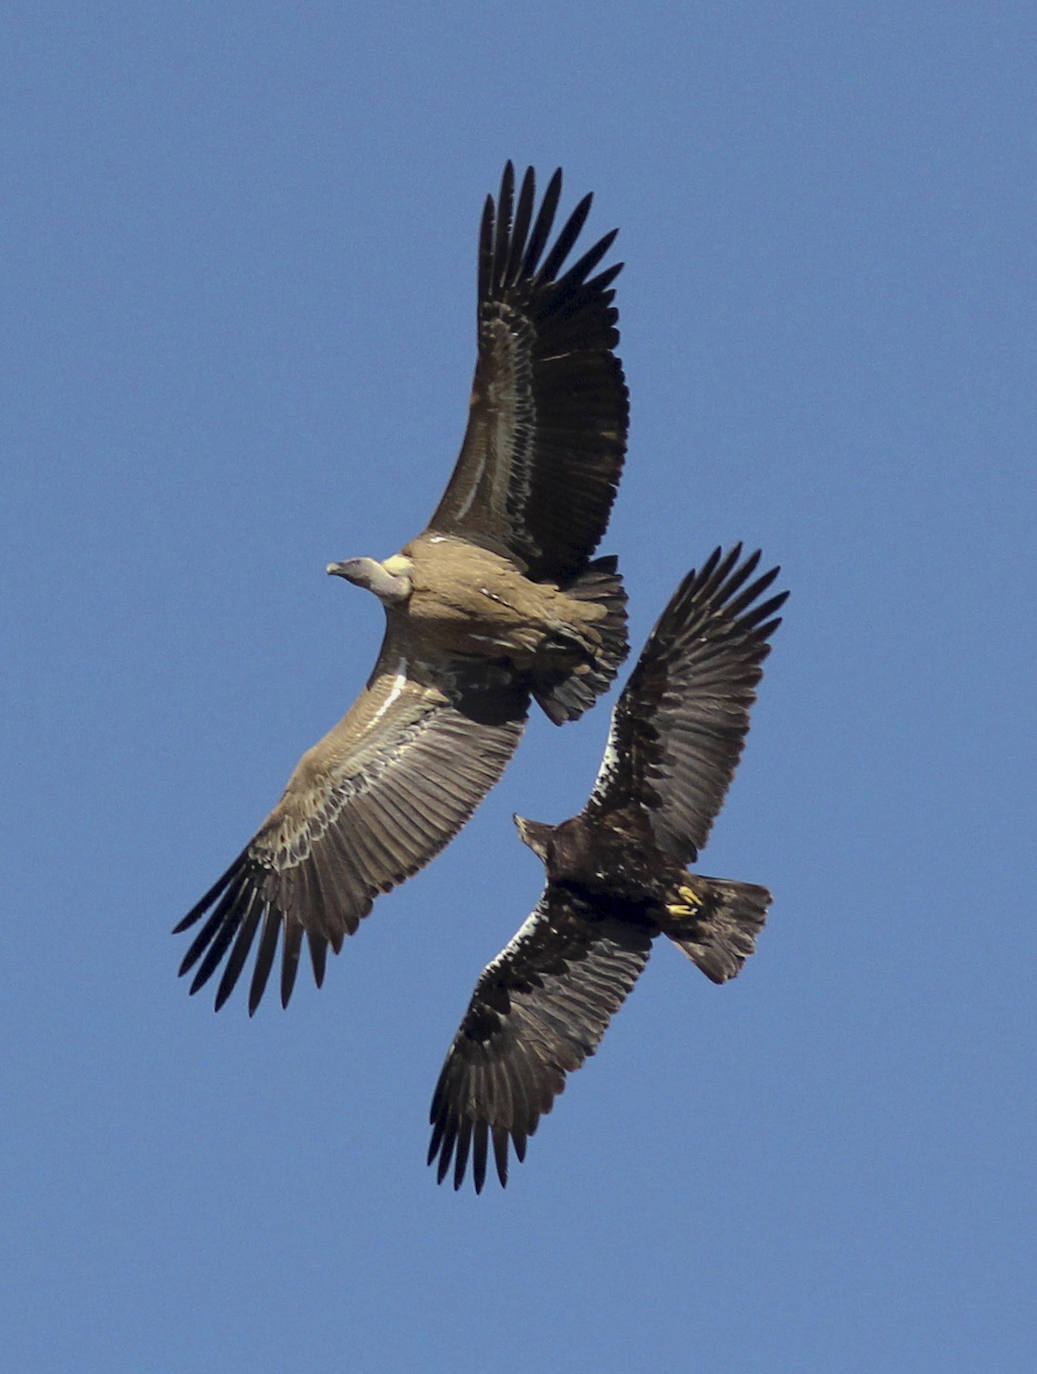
428 546 787 1192
175 163 629 1013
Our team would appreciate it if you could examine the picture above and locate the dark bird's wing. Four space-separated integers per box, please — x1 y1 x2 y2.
586 546 787 865
174 629 528 1014
428 162 628 582
428 889 651 1192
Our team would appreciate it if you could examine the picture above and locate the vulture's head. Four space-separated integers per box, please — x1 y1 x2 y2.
326 555 412 606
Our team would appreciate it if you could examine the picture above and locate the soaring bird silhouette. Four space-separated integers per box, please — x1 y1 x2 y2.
175 163 629 1014
428 546 786 1192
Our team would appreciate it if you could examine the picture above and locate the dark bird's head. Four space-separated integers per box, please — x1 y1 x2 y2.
515 813 604 888
514 814 563 869
326 554 412 606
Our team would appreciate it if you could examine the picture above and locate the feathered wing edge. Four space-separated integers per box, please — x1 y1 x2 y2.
428 891 652 1192
430 162 628 580
175 639 529 1014
587 545 787 864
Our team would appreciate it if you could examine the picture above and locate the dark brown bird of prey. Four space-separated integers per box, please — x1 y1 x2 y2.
174 164 629 1014
428 546 787 1192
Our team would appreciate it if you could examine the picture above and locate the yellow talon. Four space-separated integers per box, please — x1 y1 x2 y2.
666 884 702 919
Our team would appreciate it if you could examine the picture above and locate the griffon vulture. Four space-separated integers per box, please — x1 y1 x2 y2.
175 163 629 1013
428 546 787 1192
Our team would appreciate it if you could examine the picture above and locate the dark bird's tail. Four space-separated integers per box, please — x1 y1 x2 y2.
533 555 628 724
661 875 772 983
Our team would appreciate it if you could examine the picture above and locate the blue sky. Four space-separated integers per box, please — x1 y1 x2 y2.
4 3 1035 1370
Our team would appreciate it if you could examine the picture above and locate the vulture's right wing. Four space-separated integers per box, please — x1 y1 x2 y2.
175 631 528 1014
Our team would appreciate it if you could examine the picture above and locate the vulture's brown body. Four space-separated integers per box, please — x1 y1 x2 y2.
395 535 610 658
175 163 629 1013
428 546 788 1192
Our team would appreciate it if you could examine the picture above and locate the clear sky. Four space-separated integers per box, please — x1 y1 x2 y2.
4 3 1035 1371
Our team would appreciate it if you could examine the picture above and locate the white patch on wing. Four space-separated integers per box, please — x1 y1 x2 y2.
451 458 485 523
588 713 623 804
483 908 543 977
370 657 410 727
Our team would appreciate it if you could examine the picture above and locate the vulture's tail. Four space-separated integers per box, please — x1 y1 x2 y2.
661 875 772 983
532 555 628 724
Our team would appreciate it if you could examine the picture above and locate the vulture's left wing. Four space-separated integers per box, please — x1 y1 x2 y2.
586 546 787 864
428 889 651 1192
428 163 627 582
175 630 528 1013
